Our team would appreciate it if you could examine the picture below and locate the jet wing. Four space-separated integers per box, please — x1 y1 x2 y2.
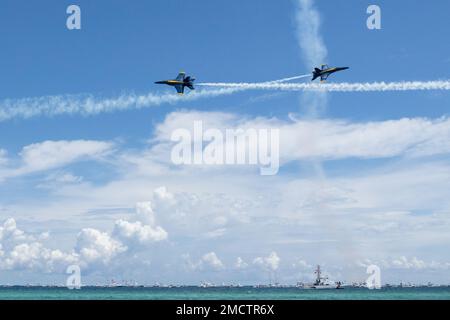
175 84 184 94
175 72 185 81
321 73 330 81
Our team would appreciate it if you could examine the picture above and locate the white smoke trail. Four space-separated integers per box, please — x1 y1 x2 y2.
197 80 450 92
267 74 311 83
295 0 329 118
0 74 313 122
0 87 241 122
296 0 328 68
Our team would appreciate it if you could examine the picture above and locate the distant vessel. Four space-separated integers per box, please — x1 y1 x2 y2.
200 281 215 288
305 265 342 289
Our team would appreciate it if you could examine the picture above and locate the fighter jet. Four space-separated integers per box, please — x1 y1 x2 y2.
312 65 349 82
155 72 195 94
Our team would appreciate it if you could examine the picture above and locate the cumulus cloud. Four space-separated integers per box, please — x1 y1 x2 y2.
0 188 171 273
234 257 249 270
113 219 168 245
0 184 176 275
2 113 450 283
0 218 76 272
112 200 168 246
183 252 225 271
135 201 158 226
0 218 31 249
201 252 225 271
75 228 126 267
253 252 280 271
1 242 76 272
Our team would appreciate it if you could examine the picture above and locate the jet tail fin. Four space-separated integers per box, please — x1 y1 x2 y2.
185 76 195 90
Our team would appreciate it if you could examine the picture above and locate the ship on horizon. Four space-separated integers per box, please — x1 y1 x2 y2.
302 265 342 290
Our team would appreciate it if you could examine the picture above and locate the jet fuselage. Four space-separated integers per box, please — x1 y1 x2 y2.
312 66 349 82
155 72 195 94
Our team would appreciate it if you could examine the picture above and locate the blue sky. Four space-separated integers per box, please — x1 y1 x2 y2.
1 0 450 285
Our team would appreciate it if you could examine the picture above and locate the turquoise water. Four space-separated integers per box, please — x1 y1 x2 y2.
0 286 449 300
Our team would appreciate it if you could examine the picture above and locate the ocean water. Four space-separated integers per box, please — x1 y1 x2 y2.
0 286 449 300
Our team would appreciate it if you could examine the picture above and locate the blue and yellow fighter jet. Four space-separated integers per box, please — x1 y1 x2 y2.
311 65 349 82
155 72 195 94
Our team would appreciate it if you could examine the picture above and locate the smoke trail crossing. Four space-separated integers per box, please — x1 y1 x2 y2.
197 80 450 92
2 77 449 123
0 74 308 122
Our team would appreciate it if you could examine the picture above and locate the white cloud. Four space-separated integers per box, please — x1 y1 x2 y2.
201 252 225 271
0 218 30 249
113 220 167 245
112 200 168 246
45 172 83 184
38 231 50 241
204 228 227 239
153 111 450 164
0 149 7 166
234 257 249 270
253 252 280 271
0 218 76 272
357 257 450 271
0 140 113 181
135 201 157 226
392 256 427 269
37 172 84 190
75 228 126 267
0 188 171 274
292 259 312 270
1 242 76 272
19 140 113 172
2 112 450 283
182 252 225 272
280 117 450 161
